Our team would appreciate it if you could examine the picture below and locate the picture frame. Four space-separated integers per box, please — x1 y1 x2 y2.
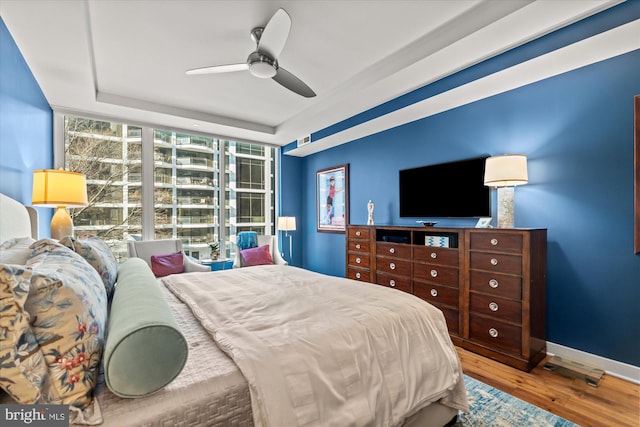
475 217 492 228
317 164 349 233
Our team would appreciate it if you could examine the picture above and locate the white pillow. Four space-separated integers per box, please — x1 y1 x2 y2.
0 237 35 265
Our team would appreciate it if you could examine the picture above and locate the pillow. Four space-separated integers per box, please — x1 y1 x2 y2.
104 258 188 398
59 233 118 298
0 237 36 265
240 244 274 267
24 239 107 410
151 252 185 277
0 264 49 404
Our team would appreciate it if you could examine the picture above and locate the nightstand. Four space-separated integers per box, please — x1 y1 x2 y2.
200 258 232 271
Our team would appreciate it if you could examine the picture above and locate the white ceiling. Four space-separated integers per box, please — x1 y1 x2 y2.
0 0 622 152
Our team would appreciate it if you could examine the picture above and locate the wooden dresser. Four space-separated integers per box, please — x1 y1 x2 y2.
346 225 547 371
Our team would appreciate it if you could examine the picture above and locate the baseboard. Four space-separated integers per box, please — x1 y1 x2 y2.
547 342 640 385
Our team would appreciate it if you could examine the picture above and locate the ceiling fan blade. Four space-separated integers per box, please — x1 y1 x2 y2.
186 63 248 75
258 8 291 59
273 67 316 98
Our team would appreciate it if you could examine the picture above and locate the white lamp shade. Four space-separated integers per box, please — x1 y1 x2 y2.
278 216 296 231
32 169 88 207
484 155 528 187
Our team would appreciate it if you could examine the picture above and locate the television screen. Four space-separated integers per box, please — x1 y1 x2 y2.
399 156 490 218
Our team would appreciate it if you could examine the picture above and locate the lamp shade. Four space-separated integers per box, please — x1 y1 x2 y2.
32 169 88 207
277 216 296 231
484 154 528 187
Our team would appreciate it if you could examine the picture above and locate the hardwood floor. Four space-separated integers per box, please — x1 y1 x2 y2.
457 347 640 427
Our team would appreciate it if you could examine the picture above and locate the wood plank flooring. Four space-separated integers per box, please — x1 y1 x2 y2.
457 347 640 426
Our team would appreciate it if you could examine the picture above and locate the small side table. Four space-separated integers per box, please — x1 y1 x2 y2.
200 258 232 271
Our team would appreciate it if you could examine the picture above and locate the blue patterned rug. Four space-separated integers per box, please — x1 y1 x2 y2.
455 375 578 426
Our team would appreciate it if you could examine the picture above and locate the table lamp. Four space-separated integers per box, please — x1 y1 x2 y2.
32 169 88 239
484 155 528 228
277 216 296 262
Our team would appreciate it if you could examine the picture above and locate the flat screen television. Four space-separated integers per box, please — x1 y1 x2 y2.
399 156 490 218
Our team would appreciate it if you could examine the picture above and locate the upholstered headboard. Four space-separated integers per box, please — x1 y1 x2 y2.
0 193 38 242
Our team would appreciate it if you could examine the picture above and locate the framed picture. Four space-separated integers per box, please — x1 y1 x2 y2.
317 164 349 233
475 217 492 228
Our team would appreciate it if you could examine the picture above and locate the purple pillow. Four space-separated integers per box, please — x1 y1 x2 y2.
151 252 185 277
240 244 274 267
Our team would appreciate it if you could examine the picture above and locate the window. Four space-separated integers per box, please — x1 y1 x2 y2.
62 115 275 262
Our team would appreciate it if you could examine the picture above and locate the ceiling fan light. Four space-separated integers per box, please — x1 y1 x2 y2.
249 61 277 78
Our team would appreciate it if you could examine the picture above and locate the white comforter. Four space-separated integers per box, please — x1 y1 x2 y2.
163 265 468 427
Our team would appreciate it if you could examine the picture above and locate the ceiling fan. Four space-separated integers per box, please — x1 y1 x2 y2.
186 8 316 98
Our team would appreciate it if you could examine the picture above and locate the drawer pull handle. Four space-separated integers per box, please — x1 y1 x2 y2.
489 302 499 312
430 289 438 297
356 231 361 236
355 272 361 279
390 262 396 270
490 258 498 266
355 244 361 249
356 257 361 264
490 238 498 246
489 328 499 338
390 280 396 287
430 269 438 278
430 252 437 259
389 248 395 254
489 279 499 288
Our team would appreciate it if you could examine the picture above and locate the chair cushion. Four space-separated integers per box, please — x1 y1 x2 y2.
240 244 274 267
0 237 36 265
237 231 258 250
150 252 185 277
104 258 188 398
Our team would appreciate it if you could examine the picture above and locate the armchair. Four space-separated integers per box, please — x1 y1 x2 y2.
233 234 287 268
127 239 211 273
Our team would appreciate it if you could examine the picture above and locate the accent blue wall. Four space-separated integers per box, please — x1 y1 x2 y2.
281 5 640 367
0 17 53 237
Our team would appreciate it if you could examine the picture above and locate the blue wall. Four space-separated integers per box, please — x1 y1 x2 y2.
0 17 53 237
281 5 640 367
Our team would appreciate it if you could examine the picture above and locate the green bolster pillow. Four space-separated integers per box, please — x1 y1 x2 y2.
103 257 188 398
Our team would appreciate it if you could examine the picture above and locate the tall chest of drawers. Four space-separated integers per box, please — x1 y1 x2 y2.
345 225 547 371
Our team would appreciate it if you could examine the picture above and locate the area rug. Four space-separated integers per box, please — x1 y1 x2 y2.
454 375 579 426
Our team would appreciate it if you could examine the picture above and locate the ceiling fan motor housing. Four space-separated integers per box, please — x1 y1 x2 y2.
247 51 277 78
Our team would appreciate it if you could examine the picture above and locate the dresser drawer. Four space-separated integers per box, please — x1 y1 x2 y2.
348 253 370 268
469 314 522 355
376 242 411 259
469 270 522 300
348 227 370 239
469 252 522 275
413 263 459 287
414 282 459 307
469 232 523 254
413 246 458 266
348 240 370 253
376 258 411 276
376 273 411 293
439 305 459 335
347 267 370 282
470 293 522 324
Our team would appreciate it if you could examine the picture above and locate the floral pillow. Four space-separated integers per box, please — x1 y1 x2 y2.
240 244 274 267
0 264 49 404
24 239 107 410
59 233 118 298
0 237 36 265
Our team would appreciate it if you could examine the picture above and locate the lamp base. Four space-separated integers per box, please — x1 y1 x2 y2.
51 206 74 240
496 187 515 228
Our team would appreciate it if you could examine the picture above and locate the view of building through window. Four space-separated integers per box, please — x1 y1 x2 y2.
64 116 275 262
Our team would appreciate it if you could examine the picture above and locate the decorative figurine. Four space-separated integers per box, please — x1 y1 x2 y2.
367 200 374 225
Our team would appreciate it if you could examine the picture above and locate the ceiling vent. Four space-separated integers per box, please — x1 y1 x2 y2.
297 135 311 147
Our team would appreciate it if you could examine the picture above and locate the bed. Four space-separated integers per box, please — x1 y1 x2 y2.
0 193 468 426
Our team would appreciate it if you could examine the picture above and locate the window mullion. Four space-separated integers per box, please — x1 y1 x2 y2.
141 126 155 240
